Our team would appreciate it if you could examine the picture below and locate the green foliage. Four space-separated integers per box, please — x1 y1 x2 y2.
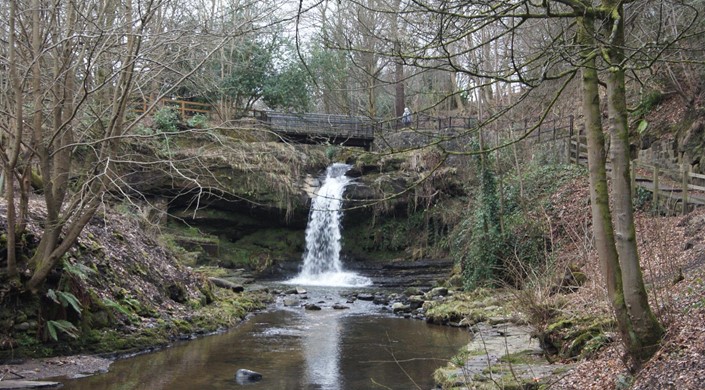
458 161 503 290
187 113 208 129
102 298 135 319
325 145 338 160
45 320 80 341
636 119 649 134
219 39 272 102
16 333 41 347
46 289 82 316
62 260 96 281
154 107 180 133
307 42 351 111
262 60 311 112
451 159 586 290
633 185 653 211
134 125 155 136
633 90 664 118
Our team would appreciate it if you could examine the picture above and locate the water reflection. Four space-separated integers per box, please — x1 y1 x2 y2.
59 290 468 390
301 310 342 389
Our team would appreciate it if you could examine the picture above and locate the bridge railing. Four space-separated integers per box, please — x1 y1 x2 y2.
411 113 478 133
254 111 378 139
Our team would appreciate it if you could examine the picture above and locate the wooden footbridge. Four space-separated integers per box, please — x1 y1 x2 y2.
133 98 477 150
253 111 378 149
252 111 477 150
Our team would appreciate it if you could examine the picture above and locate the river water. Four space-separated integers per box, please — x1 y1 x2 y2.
58 286 469 390
58 165 468 389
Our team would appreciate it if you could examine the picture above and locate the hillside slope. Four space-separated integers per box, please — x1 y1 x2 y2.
0 197 267 360
544 176 705 389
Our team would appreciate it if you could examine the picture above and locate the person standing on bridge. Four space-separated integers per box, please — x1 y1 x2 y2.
402 107 412 127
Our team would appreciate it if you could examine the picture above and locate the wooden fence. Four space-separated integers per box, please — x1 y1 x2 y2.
552 124 705 215
631 162 705 214
133 98 212 118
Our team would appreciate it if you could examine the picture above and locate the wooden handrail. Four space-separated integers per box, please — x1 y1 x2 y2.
132 98 212 117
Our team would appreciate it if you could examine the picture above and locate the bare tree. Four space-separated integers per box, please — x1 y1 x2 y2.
0 0 276 292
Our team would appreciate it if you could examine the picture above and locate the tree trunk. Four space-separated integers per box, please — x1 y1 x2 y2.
4 0 21 279
394 49 405 119
577 13 632 356
603 2 664 362
391 0 405 119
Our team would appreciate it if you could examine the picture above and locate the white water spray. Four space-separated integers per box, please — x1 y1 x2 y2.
288 163 372 287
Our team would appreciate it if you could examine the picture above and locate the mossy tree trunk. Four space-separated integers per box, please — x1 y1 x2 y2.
578 4 664 366
602 1 664 362
578 13 632 352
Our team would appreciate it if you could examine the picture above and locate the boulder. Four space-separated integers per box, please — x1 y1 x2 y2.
427 287 449 298
392 302 411 313
332 303 350 310
403 287 423 297
208 277 245 293
235 369 263 385
356 293 374 301
408 295 426 310
283 297 300 307
304 303 322 311
551 264 587 294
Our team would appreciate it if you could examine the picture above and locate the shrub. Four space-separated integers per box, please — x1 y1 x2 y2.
187 113 208 129
154 107 180 132
453 157 503 290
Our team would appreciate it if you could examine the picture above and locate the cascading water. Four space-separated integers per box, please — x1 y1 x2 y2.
288 163 372 287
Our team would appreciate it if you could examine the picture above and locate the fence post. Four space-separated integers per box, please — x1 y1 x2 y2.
567 116 574 163
653 165 659 214
682 164 689 215
631 162 636 196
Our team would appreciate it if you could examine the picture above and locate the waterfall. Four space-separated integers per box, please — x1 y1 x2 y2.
288 163 372 287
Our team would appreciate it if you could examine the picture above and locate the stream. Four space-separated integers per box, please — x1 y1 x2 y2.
57 164 470 389
58 286 469 390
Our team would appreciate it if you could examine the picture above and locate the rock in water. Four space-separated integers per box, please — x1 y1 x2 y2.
235 369 263 384
356 293 374 301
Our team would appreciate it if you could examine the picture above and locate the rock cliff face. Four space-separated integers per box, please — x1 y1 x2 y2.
124 128 470 277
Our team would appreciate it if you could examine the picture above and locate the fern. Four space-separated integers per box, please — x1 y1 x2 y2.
46 289 83 316
63 260 96 281
46 320 80 341
102 298 132 317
